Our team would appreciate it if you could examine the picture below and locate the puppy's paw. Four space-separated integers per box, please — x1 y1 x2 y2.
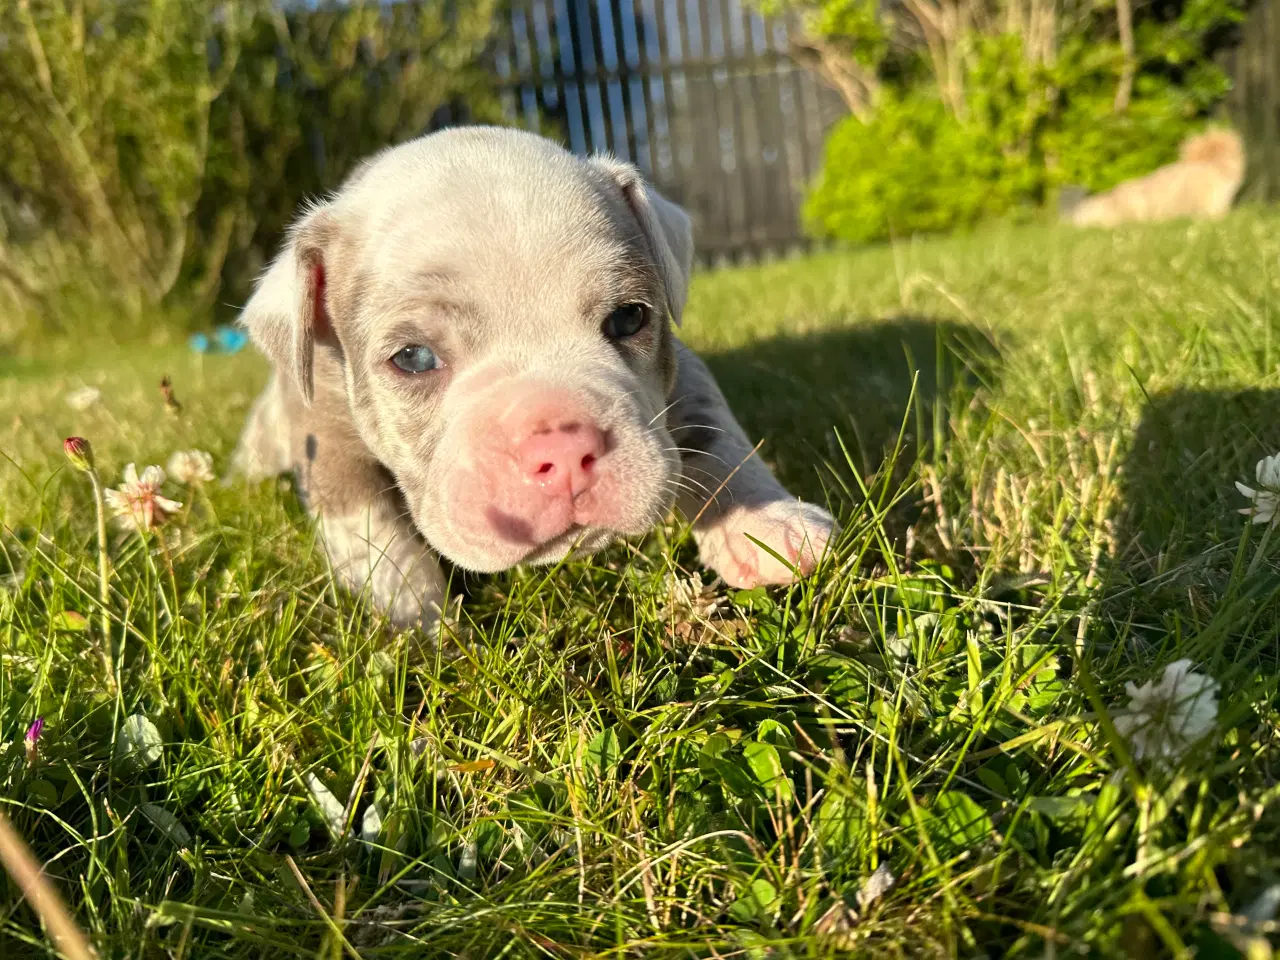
375 561 448 631
320 509 449 631
695 499 838 588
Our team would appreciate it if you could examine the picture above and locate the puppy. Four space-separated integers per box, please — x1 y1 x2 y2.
232 127 837 627
1064 129 1245 228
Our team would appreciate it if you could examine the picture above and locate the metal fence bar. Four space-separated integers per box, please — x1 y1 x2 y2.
499 0 846 261
499 0 1276 251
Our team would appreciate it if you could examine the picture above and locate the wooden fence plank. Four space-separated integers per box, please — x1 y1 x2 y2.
1226 0 1280 201
497 0 1275 250
499 0 845 261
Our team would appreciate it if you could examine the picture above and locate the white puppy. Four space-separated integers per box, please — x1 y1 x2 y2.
233 126 837 626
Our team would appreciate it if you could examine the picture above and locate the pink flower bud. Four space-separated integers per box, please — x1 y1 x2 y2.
63 436 95 473
25 716 43 764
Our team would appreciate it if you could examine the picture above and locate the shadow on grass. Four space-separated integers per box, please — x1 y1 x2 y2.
697 315 1002 503
1116 388 1280 569
1105 388 1280 664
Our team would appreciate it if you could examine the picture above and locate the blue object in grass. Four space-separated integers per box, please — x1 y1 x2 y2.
189 326 248 355
214 325 249 354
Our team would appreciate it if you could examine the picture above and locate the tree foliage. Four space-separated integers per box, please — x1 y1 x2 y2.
0 1 500 336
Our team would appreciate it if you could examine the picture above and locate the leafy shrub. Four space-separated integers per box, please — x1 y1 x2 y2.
0 0 249 327
1042 39 1233 193
804 92 1026 244
793 0 1244 245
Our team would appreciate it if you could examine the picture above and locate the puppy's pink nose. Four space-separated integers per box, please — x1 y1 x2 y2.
516 419 606 497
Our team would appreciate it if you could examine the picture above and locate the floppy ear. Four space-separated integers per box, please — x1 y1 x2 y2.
590 158 694 325
238 206 339 405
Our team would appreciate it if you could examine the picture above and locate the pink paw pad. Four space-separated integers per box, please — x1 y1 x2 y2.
699 500 838 588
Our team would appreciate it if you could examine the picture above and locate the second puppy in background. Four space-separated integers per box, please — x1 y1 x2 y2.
1061 130 1245 228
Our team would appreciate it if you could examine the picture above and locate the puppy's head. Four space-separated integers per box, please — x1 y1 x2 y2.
241 128 693 572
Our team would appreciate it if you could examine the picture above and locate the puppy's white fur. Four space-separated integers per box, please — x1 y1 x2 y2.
234 127 836 627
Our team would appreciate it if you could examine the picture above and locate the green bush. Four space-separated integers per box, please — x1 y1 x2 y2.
797 0 1244 245
0 0 249 327
1042 49 1232 192
805 92 1023 244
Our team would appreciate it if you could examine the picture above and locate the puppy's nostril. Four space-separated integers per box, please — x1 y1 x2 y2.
536 462 555 476
580 452 597 472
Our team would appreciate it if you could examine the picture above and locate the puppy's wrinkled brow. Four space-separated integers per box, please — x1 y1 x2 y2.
415 266 462 289
369 265 466 308
373 321 453 359
580 259 663 321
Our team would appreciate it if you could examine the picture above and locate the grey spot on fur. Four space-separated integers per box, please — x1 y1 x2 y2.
672 423 717 457
670 392 720 456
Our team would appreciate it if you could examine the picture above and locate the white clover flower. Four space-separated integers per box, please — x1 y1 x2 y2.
1237 453 1280 525
360 802 383 847
660 572 722 621
304 772 347 841
166 449 215 485
1259 454 1280 490
65 386 101 411
1111 659 1218 761
103 463 183 532
856 862 895 911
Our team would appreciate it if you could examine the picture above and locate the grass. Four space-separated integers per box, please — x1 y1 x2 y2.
4 210 1280 957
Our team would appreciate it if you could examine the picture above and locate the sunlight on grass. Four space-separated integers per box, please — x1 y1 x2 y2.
5 212 1280 955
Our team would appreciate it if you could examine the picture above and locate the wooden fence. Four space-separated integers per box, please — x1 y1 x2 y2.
1226 0 1280 202
493 0 847 262
492 0 1279 242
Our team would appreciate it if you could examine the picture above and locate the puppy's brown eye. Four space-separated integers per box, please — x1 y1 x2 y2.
602 303 649 340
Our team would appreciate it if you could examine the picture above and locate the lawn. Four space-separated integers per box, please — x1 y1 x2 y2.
4 211 1280 957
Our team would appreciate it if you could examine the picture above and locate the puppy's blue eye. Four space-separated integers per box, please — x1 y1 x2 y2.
391 345 439 374
602 303 650 339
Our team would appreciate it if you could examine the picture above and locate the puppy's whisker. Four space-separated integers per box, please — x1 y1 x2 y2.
671 421 730 437
663 478 735 509
673 472 712 492
679 465 728 489
648 399 682 426
666 445 730 464
664 445 732 469
663 468 714 496
663 478 710 499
